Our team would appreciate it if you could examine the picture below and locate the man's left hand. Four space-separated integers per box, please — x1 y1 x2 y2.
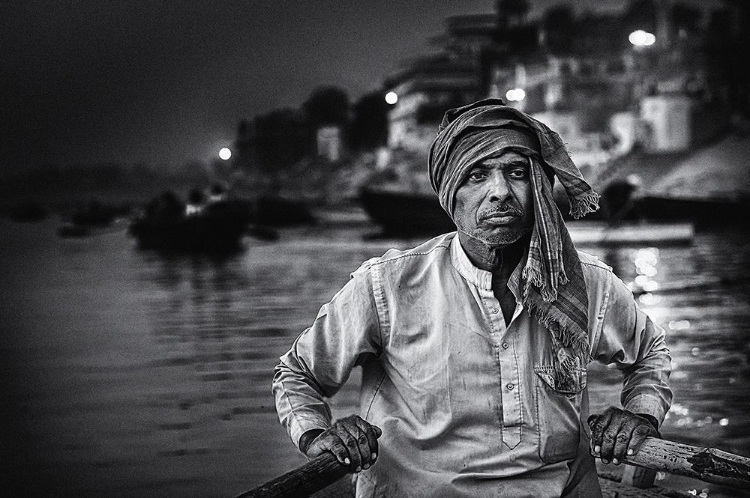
587 407 658 465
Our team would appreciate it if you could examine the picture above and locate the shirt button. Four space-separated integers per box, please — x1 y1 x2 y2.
507 383 515 391
490 308 499 314
502 342 509 349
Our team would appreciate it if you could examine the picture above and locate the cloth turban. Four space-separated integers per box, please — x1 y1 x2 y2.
428 99 599 219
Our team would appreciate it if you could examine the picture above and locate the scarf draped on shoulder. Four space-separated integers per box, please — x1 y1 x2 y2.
428 99 600 389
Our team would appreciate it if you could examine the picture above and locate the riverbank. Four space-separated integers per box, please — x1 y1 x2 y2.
591 133 750 202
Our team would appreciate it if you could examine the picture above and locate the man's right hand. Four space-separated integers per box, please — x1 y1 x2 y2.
299 415 382 472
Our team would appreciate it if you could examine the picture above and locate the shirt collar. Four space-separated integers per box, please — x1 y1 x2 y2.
451 235 527 300
451 235 493 289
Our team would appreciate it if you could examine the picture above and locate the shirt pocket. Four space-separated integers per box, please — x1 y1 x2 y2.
534 365 585 463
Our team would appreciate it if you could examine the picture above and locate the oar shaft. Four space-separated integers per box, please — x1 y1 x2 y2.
236 453 348 498
625 437 750 490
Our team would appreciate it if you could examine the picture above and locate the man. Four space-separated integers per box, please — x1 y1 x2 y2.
273 99 672 497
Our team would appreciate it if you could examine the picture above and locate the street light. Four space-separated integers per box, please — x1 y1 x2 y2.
629 30 656 47
505 88 526 102
219 147 232 160
385 91 398 105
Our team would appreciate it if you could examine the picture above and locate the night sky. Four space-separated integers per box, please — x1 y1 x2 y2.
0 0 719 172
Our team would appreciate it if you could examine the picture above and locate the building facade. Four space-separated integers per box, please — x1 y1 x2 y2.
385 0 739 168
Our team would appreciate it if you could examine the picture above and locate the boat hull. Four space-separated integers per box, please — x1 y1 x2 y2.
634 195 750 225
359 187 455 235
129 207 247 252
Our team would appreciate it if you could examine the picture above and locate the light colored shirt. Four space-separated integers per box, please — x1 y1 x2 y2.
273 233 672 497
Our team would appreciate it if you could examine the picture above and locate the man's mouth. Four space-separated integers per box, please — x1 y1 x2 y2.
482 213 518 224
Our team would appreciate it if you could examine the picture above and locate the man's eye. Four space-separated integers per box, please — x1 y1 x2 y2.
468 171 488 181
508 168 528 179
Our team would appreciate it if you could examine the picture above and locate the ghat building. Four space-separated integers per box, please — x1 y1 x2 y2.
385 0 746 171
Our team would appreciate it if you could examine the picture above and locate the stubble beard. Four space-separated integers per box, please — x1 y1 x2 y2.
459 224 532 248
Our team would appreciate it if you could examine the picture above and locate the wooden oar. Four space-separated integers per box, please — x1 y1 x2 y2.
235 452 346 498
623 437 750 490
236 437 750 497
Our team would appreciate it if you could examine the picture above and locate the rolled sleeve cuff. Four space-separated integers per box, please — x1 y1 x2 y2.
625 394 668 427
289 416 331 449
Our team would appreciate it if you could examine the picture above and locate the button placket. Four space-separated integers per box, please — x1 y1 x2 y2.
499 320 522 449
481 289 522 449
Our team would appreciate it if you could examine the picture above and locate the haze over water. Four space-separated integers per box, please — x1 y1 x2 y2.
1 218 748 497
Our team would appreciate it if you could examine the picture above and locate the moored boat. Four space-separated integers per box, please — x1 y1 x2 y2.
633 194 750 225
359 186 454 235
129 197 249 251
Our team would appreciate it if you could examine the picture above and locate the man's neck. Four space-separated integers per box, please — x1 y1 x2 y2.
458 232 527 279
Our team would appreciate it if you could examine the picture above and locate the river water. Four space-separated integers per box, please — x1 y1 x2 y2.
1 217 749 498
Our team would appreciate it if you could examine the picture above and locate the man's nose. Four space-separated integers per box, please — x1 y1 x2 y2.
487 173 512 202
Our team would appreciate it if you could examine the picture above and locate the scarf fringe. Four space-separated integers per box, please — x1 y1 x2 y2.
522 261 570 303
525 297 587 356
569 191 601 219
525 296 591 388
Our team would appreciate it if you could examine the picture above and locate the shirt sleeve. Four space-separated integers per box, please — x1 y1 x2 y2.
592 271 673 426
272 262 382 449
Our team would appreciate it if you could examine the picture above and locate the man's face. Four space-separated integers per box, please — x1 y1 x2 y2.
453 150 534 246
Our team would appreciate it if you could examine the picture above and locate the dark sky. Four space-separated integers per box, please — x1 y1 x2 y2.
0 0 718 172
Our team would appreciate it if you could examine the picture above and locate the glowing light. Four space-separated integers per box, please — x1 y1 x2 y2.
640 265 658 277
691 347 700 357
634 275 651 287
643 281 659 292
634 248 659 267
670 403 689 417
219 147 232 160
633 276 659 292
385 92 398 105
629 30 656 47
505 88 526 102
719 418 729 426
668 320 691 331
638 293 661 305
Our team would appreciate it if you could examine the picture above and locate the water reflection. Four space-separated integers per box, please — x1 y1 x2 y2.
582 228 750 497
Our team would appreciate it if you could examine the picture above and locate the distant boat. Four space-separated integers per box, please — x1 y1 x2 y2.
359 187 454 236
129 201 248 251
56 200 133 238
633 194 750 225
67 200 129 227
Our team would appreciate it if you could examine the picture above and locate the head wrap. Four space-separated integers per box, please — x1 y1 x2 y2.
428 99 600 389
